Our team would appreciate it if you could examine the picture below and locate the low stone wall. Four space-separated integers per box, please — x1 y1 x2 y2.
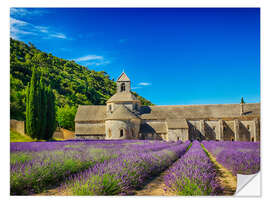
75 135 105 140
10 119 25 135
53 128 75 140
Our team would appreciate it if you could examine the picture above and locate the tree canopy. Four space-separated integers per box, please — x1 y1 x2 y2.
10 38 153 122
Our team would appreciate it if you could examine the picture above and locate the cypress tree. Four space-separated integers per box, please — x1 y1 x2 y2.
26 67 40 139
39 77 47 140
44 86 56 140
26 68 56 140
25 83 30 135
241 97 245 104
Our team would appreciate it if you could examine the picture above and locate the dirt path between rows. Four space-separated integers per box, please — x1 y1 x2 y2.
34 186 71 196
133 170 175 196
205 149 237 196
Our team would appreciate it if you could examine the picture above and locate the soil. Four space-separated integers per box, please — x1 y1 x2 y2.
133 171 176 196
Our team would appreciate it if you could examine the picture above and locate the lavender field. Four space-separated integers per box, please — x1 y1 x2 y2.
10 140 260 196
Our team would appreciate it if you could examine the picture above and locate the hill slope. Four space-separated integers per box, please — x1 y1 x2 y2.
10 38 153 121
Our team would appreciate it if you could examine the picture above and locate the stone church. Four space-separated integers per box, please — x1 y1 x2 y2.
75 72 260 142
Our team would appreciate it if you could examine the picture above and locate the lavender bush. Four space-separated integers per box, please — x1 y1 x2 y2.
10 140 186 195
164 141 223 195
63 141 190 195
202 141 260 175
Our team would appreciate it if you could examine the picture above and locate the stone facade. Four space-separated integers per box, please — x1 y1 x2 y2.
75 72 260 142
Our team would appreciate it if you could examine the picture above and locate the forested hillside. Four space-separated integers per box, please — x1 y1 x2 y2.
10 38 153 122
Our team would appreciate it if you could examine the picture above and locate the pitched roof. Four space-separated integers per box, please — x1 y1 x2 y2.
106 105 140 120
75 123 105 135
75 105 106 122
117 72 130 82
107 92 139 103
140 122 167 134
140 103 260 120
166 119 188 129
75 103 260 122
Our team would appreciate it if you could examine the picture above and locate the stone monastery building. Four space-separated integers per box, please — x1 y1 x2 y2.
75 72 260 142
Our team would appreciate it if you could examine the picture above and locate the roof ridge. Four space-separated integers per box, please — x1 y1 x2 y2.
117 72 130 81
106 104 140 120
147 103 260 107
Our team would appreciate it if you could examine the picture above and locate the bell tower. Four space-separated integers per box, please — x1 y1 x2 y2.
117 71 131 93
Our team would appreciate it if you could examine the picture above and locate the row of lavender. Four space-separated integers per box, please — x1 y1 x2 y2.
163 141 223 195
62 141 190 195
202 141 260 175
10 140 187 195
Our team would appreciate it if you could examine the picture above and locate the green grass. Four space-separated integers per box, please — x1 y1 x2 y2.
10 130 36 142
10 130 62 142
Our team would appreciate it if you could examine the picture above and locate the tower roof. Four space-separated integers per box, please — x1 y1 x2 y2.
106 105 140 120
117 72 130 82
107 91 139 103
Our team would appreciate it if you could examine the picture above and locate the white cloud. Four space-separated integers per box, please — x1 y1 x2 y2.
10 17 68 40
138 82 151 86
75 55 104 62
131 87 142 90
73 54 110 66
10 8 47 18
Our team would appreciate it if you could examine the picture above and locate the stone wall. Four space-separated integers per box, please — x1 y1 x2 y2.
188 121 203 141
105 119 140 139
75 135 105 140
10 119 25 135
223 121 235 141
117 81 131 92
167 129 188 142
205 121 220 140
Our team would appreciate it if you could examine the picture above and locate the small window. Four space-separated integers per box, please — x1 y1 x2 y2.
251 137 254 142
247 125 250 130
120 129 124 137
121 83 125 92
231 138 234 141
213 126 216 130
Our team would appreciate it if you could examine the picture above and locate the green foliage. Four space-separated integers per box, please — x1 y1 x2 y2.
44 86 56 139
25 69 56 140
56 105 77 131
10 130 36 142
131 91 153 106
25 67 40 139
241 97 245 104
10 38 153 124
71 174 121 195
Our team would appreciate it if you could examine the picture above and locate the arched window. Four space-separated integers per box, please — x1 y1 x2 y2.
251 137 254 142
247 125 250 130
121 83 125 92
120 129 124 137
231 138 234 141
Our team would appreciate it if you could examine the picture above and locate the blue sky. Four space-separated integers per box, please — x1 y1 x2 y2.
10 8 260 105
